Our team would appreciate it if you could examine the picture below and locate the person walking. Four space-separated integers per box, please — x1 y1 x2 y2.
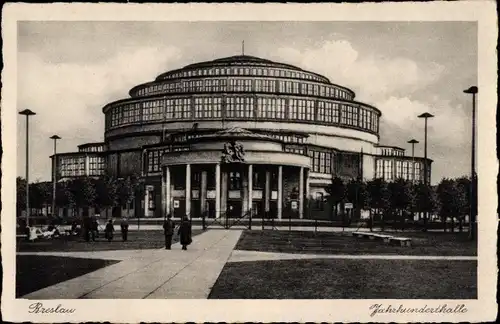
120 218 129 242
91 217 99 241
163 214 175 249
83 216 91 242
178 215 192 251
104 219 114 242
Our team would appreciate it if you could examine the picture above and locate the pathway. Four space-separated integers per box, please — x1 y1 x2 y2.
21 230 242 299
228 250 478 263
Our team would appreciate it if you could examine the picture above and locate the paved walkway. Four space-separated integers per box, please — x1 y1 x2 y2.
16 250 154 261
21 230 242 299
228 250 478 263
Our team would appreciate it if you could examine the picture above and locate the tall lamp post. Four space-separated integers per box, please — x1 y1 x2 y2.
464 86 478 240
50 135 61 218
417 112 434 231
19 109 36 227
407 139 419 183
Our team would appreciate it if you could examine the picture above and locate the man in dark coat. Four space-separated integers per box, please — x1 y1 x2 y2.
83 216 91 242
91 217 99 241
104 219 114 242
178 216 192 251
163 214 175 250
120 218 129 242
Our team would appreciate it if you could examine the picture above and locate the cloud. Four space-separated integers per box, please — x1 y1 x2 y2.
273 40 445 103
376 96 470 145
17 46 182 181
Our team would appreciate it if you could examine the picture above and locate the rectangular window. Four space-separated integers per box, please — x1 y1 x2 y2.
229 171 242 190
298 100 306 120
340 105 347 124
194 97 222 118
60 156 86 177
255 79 263 92
396 161 402 179
289 99 298 120
143 100 163 122
227 97 254 118
402 161 409 180
332 103 339 123
278 81 285 93
384 160 393 181
415 163 421 181
317 101 325 122
313 151 320 173
375 159 383 178
276 98 286 119
324 102 332 123
306 100 315 121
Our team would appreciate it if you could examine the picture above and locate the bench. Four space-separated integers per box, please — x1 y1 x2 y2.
370 233 394 240
386 237 412 247
352 232 375 239
353 232 393 241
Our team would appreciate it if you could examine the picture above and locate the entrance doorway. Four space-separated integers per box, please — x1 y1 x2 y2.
227 200 242 218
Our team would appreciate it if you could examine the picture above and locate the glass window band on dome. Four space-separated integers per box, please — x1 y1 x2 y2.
104 95 380 135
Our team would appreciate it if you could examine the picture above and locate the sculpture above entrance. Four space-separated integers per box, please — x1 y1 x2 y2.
222 140 245 163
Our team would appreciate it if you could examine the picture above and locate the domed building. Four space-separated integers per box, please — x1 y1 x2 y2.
53 55 432 220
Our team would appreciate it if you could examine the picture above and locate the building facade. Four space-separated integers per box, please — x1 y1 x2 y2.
53 55 432 219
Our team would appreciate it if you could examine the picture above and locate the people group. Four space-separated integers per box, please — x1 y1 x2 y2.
163 215 192 250
82 216 129 243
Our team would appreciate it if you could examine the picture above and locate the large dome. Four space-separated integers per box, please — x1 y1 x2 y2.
126 54 356 100
155 55 332 84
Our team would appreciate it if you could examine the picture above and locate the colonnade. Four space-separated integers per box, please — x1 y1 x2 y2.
159 163 307 219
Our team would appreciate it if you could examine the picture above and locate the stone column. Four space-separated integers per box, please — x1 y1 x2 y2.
161 167 167 218
305 169 310 199
242 167 248 217
265 170 271 213
144 186 150 217
299 167 304 219
200 170 207 217
185 164 191 218
221 170 228 217
248 164 253 214
277 165 283 220
305 168 310 219
165 166 171 216
215 163 221 218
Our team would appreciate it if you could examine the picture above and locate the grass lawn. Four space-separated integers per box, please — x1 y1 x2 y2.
209 259 477 299
16 229 203 252
235 230 477 256
16 255 119 297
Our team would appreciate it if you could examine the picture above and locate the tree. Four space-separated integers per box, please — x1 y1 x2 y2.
117 176 134 218
389 179 415 231
325 176 346 220
29 181 52 215
414 182 438 231
437 178 466 232
16 177 27 217
366 178 390 231
95 176 118 217
81 177 97 216
346 178 369 221
455 177 471 232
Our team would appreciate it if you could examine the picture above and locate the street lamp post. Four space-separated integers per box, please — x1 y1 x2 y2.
417 112 434 231
464 86 478 240
407 139 419 183
50 135 61 219
19 109 36 227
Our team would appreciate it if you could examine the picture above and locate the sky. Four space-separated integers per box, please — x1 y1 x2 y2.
16 21 477 185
